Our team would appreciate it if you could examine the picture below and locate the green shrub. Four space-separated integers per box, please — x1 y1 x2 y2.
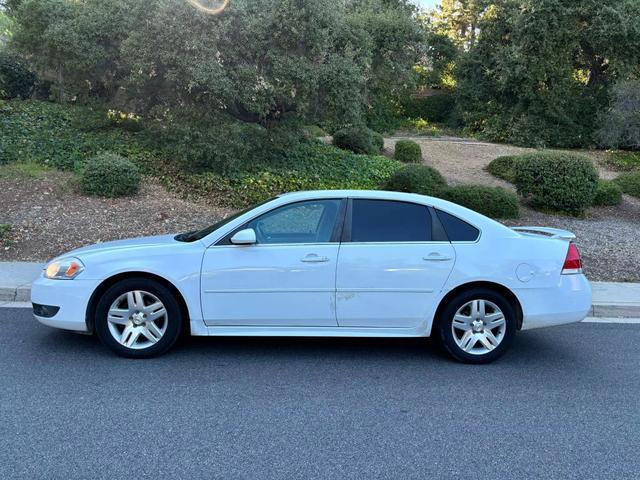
0 100 160 170
401 93 455 123
443 185 519 219
593 180 623 206
80 153 141 197
303 125 328 138
383 164 447 196
613 171 640 198
370 130 385 153
602 151 640 172
486 155 518 182
171 143 402 207
333 127 384 155
597 81 640 151
394 140 422 163
0 53 36 100
514 152 598 213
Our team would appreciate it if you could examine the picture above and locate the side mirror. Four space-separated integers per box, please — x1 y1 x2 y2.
230 228 257 245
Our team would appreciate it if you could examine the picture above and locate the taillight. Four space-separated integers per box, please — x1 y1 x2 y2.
562 243 582 274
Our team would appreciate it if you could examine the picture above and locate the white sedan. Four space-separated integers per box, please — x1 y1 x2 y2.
32 190 592 363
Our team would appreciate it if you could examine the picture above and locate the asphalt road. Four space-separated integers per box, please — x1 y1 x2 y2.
1 308 639 480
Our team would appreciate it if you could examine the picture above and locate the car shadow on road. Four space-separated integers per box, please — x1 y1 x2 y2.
37 323 585 370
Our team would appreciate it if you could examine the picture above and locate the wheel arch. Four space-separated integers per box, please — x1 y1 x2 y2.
432 281 523 333
85 271 191 335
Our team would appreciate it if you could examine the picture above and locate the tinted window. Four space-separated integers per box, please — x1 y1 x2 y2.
436 209 480 242
246 199 341 244
350 200 431 242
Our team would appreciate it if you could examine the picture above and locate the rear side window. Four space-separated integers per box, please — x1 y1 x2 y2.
350 200 432 242
436 209 480 242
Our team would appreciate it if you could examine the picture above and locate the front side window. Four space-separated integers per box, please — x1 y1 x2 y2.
246 199 342 245
350 200 432 242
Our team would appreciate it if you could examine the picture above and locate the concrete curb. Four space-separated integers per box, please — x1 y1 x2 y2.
0 262 638 318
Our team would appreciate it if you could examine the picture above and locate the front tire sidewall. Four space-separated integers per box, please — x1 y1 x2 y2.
95 278 182 358
438 288 516 364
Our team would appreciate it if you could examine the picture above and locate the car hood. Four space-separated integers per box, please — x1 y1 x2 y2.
63 234 182 258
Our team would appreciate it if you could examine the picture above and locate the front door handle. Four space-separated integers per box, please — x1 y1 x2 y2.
301 254 330 263
423 253 453 262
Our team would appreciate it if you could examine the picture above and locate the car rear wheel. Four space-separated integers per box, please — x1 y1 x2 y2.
437 288 516 364
94 278 183 358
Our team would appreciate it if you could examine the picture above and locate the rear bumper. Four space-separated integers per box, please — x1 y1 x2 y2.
517 274 592 330
31 275 100 333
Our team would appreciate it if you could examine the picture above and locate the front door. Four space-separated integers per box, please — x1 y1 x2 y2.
336 199 455 328
201 198 344 326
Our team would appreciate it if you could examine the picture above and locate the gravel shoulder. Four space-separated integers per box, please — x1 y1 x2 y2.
388 136 640 282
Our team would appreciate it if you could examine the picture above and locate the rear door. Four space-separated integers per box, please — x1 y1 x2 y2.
336 199 455 328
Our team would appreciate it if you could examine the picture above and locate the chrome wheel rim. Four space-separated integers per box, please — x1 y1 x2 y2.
451 299 506 356
107 290 168 350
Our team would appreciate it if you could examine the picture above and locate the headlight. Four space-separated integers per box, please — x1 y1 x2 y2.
44 257 85 280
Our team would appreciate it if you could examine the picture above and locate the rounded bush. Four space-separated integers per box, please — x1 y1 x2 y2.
80 153 141 197
370 130 384 153
443 185 519 219
593 180 623 206
394 140 422 163
486 155 518 182
0 53 36 100
333 127 383 155
613 171 640 198
383 164 447 196
513 152 598 213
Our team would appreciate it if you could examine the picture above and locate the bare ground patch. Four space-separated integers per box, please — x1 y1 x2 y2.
0 169 231 262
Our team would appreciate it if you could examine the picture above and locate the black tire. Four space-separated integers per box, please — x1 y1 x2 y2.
437 288 516 364
94 277 183 358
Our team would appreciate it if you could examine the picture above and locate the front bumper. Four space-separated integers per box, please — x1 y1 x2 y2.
31 275 101 332
517 274 592 330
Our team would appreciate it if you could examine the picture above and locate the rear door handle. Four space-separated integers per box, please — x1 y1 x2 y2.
423 253 453 262
301 254 330 263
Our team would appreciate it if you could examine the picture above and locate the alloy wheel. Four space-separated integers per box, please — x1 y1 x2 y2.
451 299 506 356
106 290 168 350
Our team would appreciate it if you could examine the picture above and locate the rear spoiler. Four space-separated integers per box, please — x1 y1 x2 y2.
511 226 576 241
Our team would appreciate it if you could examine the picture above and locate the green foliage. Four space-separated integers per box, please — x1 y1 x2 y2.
383 164 448 196
0 100 159 170
80 153 140 197
597 81 640 150
0 161 49 178
602 151 640 172
593 180 623 206
302 125 328 138
514 152 599 214
10 0 422 129
394 140 422 163
613 171 640 198
0 51 35 99
333 127 384 155
399 118 444 136
454 0 640 147
401 94 456 124
486 155 518 182
147 117 281 175
0 223 13 248
171 143 401 207
443 185 519 219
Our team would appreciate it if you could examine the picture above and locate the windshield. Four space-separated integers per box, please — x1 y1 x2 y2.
175 197 276 242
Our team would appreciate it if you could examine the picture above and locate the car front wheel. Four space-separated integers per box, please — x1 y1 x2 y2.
94 278 183 358
437 288 516 364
